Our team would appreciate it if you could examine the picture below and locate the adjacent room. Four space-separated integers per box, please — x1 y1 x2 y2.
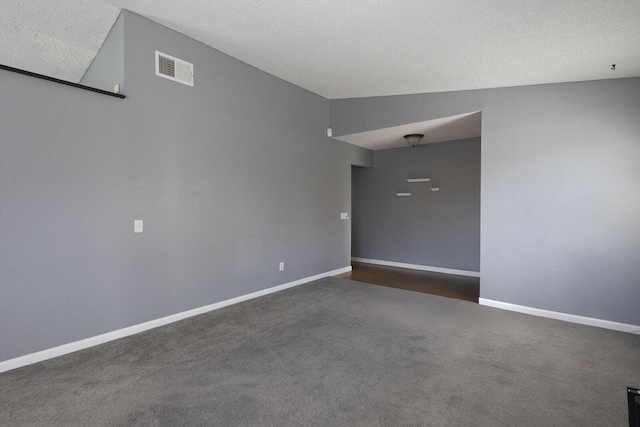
343 113 482 301
1 1 639 426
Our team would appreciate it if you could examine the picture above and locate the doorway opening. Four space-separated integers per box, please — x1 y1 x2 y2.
341 113 481 303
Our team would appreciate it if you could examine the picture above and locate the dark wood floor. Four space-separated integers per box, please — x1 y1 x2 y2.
337 262 480 303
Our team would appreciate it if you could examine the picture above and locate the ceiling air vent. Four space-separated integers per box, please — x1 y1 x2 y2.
155 51 193 86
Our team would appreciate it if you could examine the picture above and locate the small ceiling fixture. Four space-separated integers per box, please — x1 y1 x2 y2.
404 134 424 147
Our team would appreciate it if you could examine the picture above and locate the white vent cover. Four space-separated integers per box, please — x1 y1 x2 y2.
155 51 193 86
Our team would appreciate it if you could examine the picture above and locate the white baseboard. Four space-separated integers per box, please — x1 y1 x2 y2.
352 257 480 278
479 298 640 334
0 266 352 374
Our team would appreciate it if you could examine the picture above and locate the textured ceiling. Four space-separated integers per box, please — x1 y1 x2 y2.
2 1 639 98
0 0 120 82
102 0 640 98
334 112 481 151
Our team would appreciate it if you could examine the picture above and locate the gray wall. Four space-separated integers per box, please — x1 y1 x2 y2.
0 11 372 363
332 78 640 326
80 12 124 92
352 138 481 271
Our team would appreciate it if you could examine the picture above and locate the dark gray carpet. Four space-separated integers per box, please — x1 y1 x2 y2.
1 277 638 426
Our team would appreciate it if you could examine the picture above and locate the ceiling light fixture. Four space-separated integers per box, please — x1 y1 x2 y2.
404 134 424 148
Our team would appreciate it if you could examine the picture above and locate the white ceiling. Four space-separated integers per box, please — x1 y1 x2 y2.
104 0 640 99
334 112 481 151
2 1 639 99
0 0 120 82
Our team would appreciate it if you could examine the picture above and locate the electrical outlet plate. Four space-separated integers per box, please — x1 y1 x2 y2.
340 212 349 220
279 262 284 271
134 220 143 233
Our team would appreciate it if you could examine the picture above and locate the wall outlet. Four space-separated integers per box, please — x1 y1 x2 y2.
279 262 284 271
340 212 349 220
134 220 143 233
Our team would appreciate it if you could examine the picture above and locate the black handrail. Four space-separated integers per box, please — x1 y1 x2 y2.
0 64 125 99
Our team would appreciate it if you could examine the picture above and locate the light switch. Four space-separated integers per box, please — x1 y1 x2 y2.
340 212 349 220
134 220 143 233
